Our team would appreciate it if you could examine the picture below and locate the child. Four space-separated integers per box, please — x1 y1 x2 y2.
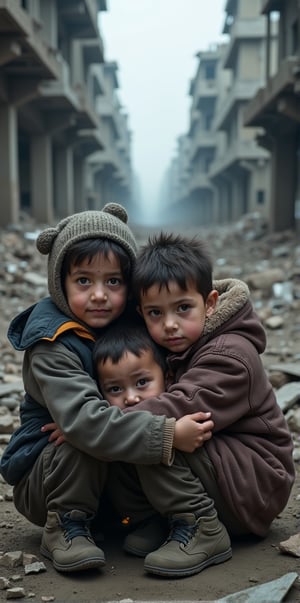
0 206 213 574
115 232 295 577
93 317 167 409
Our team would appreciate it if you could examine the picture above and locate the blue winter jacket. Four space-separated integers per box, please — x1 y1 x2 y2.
0 297 95 485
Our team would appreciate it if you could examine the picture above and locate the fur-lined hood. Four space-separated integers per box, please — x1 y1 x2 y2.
203 278 250 336
201 278 266 353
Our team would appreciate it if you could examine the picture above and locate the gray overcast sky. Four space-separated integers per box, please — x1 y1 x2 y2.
101 1 227 217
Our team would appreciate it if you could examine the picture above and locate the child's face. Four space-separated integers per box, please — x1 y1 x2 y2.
65 251 128 328
139 280 218 353
97 349 165 409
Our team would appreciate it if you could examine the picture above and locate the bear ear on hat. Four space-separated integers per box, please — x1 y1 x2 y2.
103 203 128 224
36 227 58 255
36 216 71 255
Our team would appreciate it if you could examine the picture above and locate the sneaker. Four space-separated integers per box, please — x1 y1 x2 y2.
40 510 106 572
123 514 168 557
144 512 232 577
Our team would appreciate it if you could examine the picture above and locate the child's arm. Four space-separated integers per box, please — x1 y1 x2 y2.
41 411 213 453
41 422 66 446
173 411 213 452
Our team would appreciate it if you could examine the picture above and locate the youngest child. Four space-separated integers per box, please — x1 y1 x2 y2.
93 317 167 409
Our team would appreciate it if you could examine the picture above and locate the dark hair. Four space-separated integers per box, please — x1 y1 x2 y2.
61 238 132 285
133 232 213 301
93 316 167 373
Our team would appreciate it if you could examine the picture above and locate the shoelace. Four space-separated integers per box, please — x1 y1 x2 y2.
167 518 196 546
62 516 92 541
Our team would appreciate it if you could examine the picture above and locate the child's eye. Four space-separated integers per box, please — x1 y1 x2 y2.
137 378 148 387
77 277 90 285
106 385 122 394
178 304 190 313
107 277 122 286
149 309 161 317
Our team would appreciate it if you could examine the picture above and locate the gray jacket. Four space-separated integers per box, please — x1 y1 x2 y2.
0 297 175 485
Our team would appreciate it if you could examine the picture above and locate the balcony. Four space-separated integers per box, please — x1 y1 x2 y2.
96 96 120 137
36 58 98 130
262 0 281 14
0 0 60 84
89 146 121 174
190 130 217 161
194 78 218 110
57 0 101 38
244 56 300 129
209 139 268 178
82 37 105 65
215 79 264 130
223 18 266 69
188 172 212 194
72 128 105 157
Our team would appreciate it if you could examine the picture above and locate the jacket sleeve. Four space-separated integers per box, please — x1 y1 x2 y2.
124 343 259 431
24 341 175 465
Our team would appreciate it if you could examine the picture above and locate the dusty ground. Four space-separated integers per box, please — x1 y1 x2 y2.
0 217 300 601
0 474 299 602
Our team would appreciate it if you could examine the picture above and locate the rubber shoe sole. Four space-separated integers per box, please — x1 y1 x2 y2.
123 541 150 557
40 543 106 572
144 546 232 577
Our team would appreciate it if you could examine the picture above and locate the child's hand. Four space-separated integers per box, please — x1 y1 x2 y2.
41 422 66 446
173 412 213 453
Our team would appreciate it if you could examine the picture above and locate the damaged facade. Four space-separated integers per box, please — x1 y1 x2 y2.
162 0 299 232
0 0 134 227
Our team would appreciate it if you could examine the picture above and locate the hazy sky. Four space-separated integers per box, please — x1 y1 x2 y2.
101 1 227 216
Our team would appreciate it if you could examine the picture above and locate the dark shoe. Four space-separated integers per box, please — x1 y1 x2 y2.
144 512 232 577
40 510 106 572
123 514 168 557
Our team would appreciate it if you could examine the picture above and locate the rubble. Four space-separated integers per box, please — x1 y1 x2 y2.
1 213 299 467
0 212 299 598
279 533 300 557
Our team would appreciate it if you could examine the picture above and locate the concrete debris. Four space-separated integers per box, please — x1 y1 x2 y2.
0 213 299 600
279 533 300 557
24 561 47 575
1 215 299 473
0 577 11 589
275 382 300 412
0 551 23 568
216 572 298 603
6 586 26 599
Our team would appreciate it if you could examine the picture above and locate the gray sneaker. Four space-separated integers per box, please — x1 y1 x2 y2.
123 514 168 557
40 510 106 572
144 512 232 577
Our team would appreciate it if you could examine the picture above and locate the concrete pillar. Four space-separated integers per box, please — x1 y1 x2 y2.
0 105 19 225
74 157 85 212
31 134 54 224
231 172 247 221
95 171 104 208
270 135 297 232
54 146 74 218
210 185 219 224
231 179 241 221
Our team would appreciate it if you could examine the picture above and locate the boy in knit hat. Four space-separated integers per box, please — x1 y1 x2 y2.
108 232 295 578
0 205 213 574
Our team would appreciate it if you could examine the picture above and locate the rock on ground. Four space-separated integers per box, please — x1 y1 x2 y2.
0 213 300 601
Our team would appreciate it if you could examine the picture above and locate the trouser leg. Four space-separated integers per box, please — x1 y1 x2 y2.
184 448 248 536
136 450 215 518
13 442 107 527
107 449 248 537
106 461 156 524
106 454 214 522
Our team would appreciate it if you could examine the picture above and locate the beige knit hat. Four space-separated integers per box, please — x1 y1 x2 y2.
36 203 137 318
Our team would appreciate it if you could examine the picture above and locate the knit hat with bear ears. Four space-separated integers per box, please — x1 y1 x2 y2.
36 203 137 318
